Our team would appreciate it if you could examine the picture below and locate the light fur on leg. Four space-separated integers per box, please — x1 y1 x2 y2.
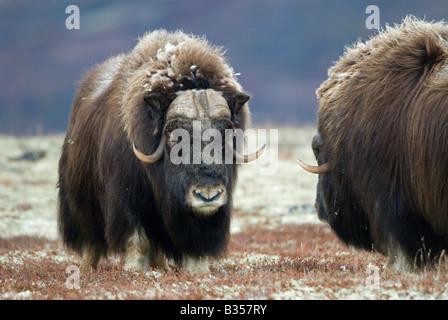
386 244 413 272
124 228 168 271
80 246 101 272
124 228 150 271
148 244 168 270
181 256 210 274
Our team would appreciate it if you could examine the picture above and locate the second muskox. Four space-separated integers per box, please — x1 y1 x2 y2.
299 17 448 270
57 30 264 273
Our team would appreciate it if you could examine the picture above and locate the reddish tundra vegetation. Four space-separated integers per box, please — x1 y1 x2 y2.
1 131 447 300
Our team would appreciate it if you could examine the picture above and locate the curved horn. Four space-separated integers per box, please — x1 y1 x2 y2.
234 144 266 163
297 158 330 174
133 135 166 163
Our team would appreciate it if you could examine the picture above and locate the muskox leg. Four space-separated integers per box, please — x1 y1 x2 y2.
386 243 414 272
181 256 209 274
123 228 168 271
124 228 150 271
80 246 102 272
148 244 168 270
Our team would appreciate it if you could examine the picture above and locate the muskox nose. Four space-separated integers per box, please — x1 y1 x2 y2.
194 187 223 202
188 185 227 215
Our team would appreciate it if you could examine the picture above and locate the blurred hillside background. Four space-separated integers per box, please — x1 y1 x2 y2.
1 0 447 135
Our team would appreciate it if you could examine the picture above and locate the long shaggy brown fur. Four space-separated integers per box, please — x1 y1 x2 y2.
58 30 251 271
314 17 448 269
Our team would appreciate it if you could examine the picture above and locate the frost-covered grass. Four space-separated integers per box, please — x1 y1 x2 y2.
0 135 60 239
1 128 447 300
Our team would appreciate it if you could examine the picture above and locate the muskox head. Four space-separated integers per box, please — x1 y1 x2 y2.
299 131 381 258
132 88 264 216
298 133 334 222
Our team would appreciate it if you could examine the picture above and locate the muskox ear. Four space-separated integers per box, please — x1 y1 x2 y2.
143 93 163 119
226 92 251 114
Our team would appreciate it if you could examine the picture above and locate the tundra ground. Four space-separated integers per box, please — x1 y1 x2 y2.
1 127 447 300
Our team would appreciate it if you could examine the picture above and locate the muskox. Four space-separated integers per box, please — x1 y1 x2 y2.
299 17 448 270
58 30 264 273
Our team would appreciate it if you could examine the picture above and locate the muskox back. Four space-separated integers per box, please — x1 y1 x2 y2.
307 17 448 270
57 30 258 273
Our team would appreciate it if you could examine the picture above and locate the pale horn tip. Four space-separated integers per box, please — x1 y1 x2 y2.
234 143 266 163
297 158 330 174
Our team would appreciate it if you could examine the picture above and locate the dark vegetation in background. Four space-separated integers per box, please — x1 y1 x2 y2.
1 0 447 134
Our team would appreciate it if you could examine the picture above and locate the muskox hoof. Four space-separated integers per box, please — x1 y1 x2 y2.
80 246 101 273
386 247 414 272
123 249 169 272
123 257 149 271
181 256 210 274
124 228 168 272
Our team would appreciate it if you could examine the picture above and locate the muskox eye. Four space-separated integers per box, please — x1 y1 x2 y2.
312 145 320 157
312 134 323 157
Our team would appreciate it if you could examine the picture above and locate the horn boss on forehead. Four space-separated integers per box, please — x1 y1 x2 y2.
167 89 231 120
134 89 265 163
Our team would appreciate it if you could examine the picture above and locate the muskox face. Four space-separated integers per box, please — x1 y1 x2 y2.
163 117 233 215
133 89 263 216
300 133 373 250
307 133 332 222
300 133 346 222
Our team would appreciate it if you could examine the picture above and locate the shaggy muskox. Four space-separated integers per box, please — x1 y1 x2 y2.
58 30 264 273
299 17 448 270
